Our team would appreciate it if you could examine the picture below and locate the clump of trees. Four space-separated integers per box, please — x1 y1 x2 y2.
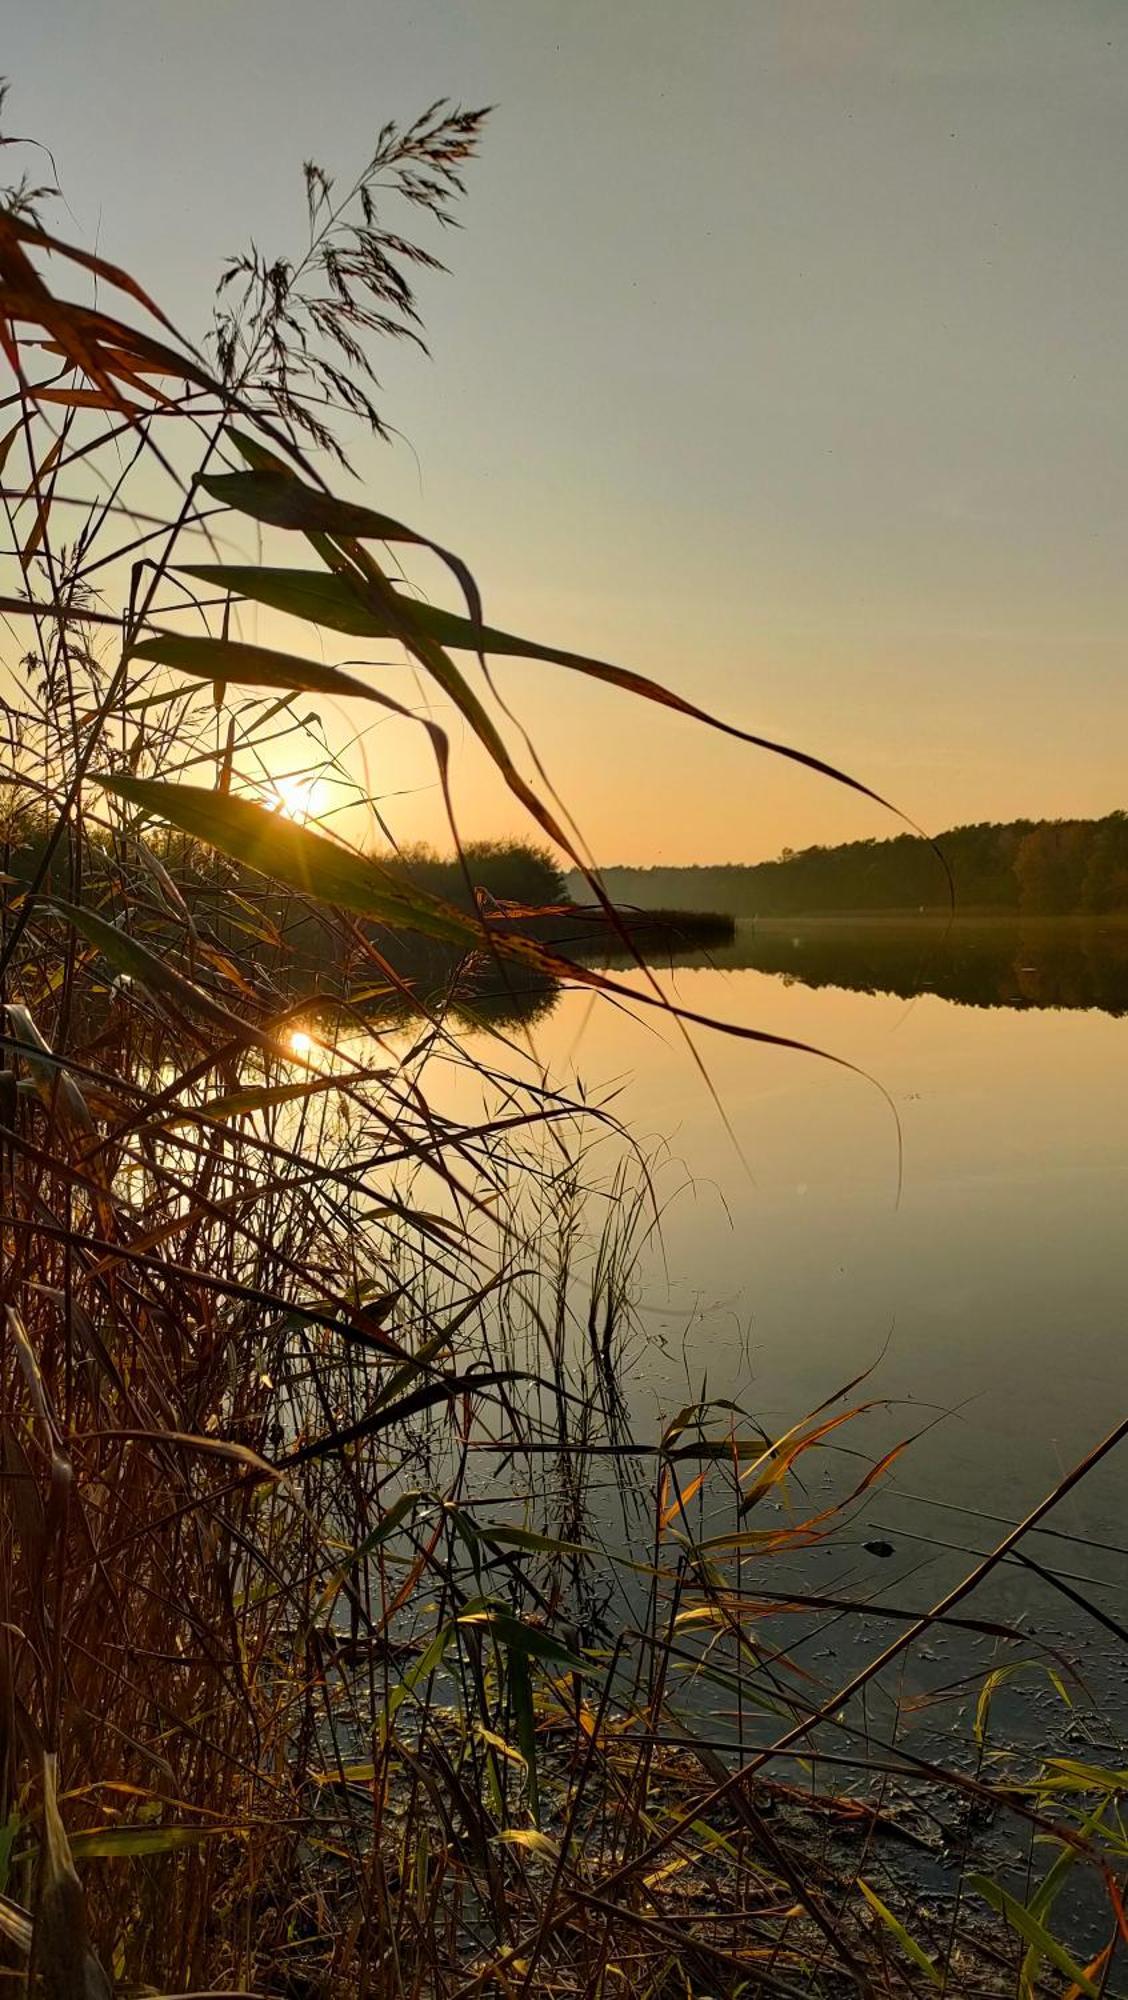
1012 815 1128 914
581 813 1128 918
383 839 567 912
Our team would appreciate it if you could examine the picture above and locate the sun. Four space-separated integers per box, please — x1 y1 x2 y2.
268 772 328 823
287 1027 327 1071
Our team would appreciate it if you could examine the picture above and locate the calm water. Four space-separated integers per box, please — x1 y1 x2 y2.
529 921 1128 1481
306 913 1126 1934
323 915 1126 1780
471 916 1128 1759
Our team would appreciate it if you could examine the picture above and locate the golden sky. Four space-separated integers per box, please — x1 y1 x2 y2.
7 1 1128 864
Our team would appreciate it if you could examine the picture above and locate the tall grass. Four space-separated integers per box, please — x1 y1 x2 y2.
0 88 1125 1999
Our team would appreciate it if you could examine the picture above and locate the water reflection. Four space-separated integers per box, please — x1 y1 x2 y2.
288 914 1128 1040
516 935 1128 1779
589 915 1128 1016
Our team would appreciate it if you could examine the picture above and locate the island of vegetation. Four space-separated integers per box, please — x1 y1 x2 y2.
1 817 736 991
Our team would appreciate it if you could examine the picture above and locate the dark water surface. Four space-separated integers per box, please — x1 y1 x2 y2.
492 917 1128 1766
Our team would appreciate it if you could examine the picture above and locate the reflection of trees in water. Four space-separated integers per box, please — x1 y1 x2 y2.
737 921 1128 1015
98 919 1128 1043
595 920 1128 1016
327 936 563 1033
416 960 561 1031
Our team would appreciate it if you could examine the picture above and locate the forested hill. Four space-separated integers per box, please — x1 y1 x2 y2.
570 814 1128 918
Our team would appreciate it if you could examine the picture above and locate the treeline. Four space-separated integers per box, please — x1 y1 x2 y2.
573 813 1128 918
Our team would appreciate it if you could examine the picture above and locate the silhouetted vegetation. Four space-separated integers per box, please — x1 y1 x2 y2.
583 810 1128 917
383 837 566 911
1 815 730 1015
750 914 1128 1012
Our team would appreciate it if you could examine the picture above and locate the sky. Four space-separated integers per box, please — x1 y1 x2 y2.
5 1 1128 865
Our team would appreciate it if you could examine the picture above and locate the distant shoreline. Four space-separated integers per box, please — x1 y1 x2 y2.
571 812 1128 921
751 909 1128 928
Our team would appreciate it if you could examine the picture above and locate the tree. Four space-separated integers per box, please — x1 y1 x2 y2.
1014 822 1090 915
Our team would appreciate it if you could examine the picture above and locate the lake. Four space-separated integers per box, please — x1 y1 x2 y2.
455 915 1128 1769
273 910 1128 1958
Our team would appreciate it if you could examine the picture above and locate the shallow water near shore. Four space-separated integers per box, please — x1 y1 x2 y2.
464 917 1128 1758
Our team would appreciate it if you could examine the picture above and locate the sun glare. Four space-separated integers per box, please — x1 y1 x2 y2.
269 773 327 823
288 1027 330 1073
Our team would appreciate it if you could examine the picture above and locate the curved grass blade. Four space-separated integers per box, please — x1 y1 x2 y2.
8 214 190 342
160 1076 348 1127
456 1606 589 1676
974 1661 1071 1746
4 1003 93 1137
182 554 593 894
45 897 264 1040
180 564 902 817
0 1890 32 1957
93 776 482 951
130 631 405 707
35 1752 112 2000
857 1878 942 1987
383 1622 454 1736
130 632 456 804
68 1824 236 1860
1015 1801 1110 1999
969 1873 1100 1997
280 1369 534 1468
200 457 483 629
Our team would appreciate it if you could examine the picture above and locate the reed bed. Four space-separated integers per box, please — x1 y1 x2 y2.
0 89 1125 1999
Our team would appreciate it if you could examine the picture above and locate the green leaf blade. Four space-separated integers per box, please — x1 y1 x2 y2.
92 776 481 950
